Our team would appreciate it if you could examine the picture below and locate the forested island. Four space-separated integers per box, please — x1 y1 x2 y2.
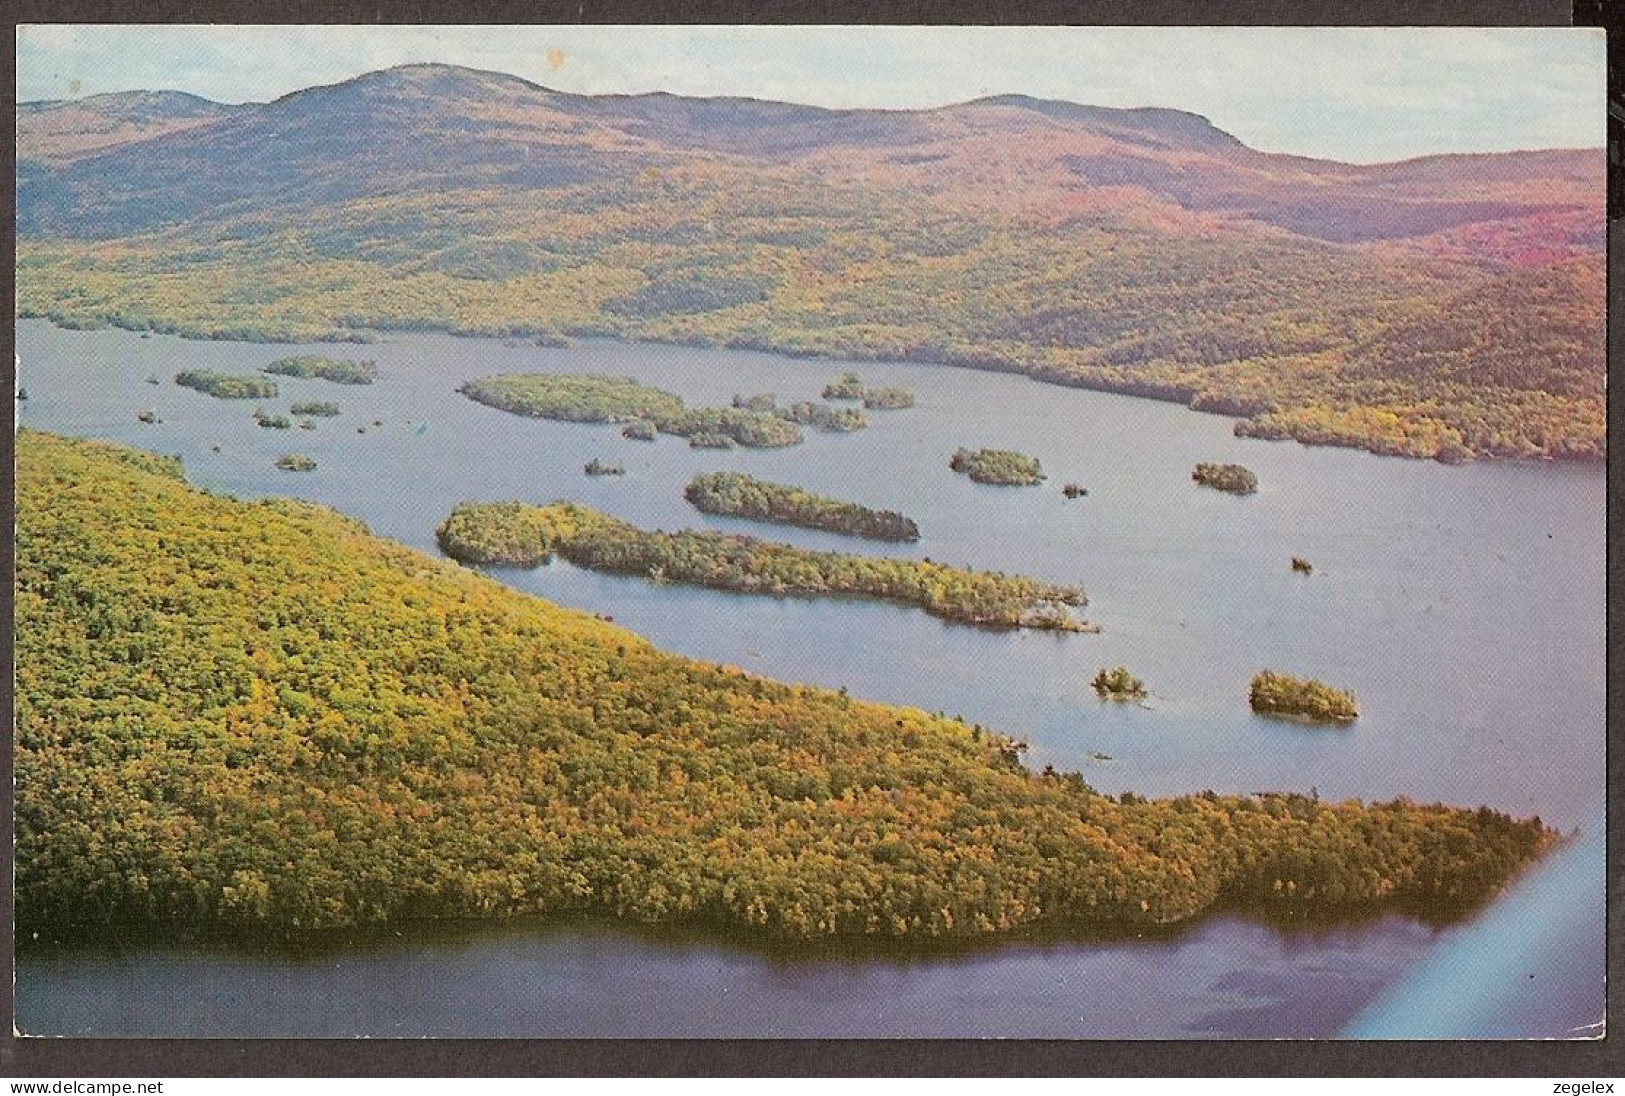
459 373 803 448
252 409 292 430
621 419 658 441
1250 670 1359 723
1193 462 1259 495
290 400 340 417
275 453 317 472
15 432 1557 942
175 370 278 400
951 448 1046 486
264 356 378 385
1092 667 1147 700
584 458 624 476
685 471 921 542
823 372 866 400
436 500 1090 631
863 387 915 410
779 402 869 432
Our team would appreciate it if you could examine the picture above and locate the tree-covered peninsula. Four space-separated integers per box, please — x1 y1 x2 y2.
437 500 1088 632
15 432 1555 942
951 448 1045 486
264 356 378 385
174 370 278 399
458 373 803 448
685 472 920 543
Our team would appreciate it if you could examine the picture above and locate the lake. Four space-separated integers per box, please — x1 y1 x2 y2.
12 319 1606 1038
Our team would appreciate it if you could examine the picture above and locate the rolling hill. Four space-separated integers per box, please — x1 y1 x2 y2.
16 63 1606 460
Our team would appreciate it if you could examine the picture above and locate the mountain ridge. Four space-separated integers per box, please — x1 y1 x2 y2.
19 62 1601 166
15 61 1605 461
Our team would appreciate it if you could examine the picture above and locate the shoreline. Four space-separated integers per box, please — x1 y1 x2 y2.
15 313 1605 468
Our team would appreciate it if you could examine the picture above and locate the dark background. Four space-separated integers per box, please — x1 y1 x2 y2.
2 0 1619 1077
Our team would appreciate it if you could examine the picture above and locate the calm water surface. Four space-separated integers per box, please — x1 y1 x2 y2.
13 320 1605 1037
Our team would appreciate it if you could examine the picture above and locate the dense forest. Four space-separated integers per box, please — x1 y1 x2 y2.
459 373 804 449
16 432 1555 940
174 370 278 400
951 448 1046 486
15 66 1604 462
437 499 1089 631
684 471 921 542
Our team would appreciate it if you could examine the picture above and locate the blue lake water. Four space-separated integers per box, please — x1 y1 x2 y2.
12 319 1606 1038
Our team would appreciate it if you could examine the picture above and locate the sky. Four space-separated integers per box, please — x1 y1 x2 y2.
15 25 1606 163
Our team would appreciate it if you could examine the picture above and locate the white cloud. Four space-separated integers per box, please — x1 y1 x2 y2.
15 25 1605 162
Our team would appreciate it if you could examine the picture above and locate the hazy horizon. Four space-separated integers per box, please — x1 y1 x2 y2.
16 25 1606 163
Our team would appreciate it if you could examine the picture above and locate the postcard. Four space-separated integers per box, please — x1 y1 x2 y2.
12 24 1606 1041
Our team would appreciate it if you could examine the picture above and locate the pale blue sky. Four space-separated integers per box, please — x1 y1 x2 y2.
16 25 1606 163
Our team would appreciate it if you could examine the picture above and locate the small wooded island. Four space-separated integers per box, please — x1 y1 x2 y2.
290 400 340 417
1249 670 1359 723
459 373 803 448
1193 462 1259 495
584 458 624 476
436 499 1090 631
1291 556 1315 574
264 356 379 385
14 433 1560 943
685 471 921 542
1092 666 1147 700
862 386 916 410
779 401 869 432
1062 483 1089 499
252 409 291 430
274 453 317 472
822 371 866 400
175 369 279 400
951 447 1045 486
620 419 658 441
